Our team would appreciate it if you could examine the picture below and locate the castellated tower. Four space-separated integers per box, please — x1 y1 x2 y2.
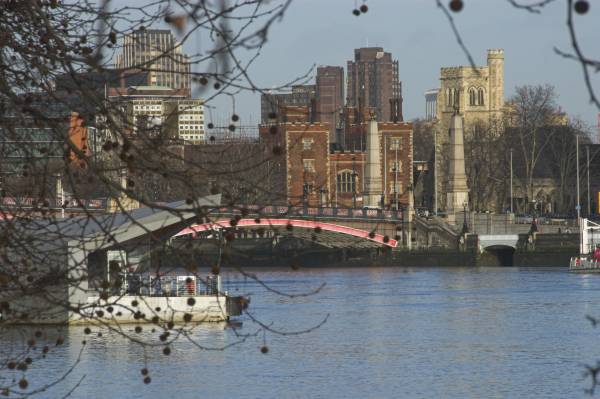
432 49 505 213
487 49 504 121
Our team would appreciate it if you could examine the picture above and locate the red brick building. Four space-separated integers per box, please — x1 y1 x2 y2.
346 47 403 123
68 112 91 164
259 106 413 209
316 66 344 145
330 122 412 209
259 106 330 207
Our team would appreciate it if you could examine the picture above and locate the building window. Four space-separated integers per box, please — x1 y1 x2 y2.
469 88 476 106
336 170 356 193
302 138 313 151
390 160 402 173
302 183 314 198
390 138 401 150
390 181 403 195
303 159 315 172
478 88 485 106
453 88 460 109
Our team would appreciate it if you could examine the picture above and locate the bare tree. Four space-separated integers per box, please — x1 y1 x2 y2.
464 119 507 212
0 1 331 396
506 85 562 213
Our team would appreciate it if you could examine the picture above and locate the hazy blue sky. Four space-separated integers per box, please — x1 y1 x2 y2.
123 1 600 130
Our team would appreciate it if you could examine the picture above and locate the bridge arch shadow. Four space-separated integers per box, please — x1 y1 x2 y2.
482 245 515 267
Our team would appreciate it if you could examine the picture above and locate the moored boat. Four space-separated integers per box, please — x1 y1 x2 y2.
569 218 600 273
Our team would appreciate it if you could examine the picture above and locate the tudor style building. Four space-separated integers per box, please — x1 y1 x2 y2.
259 106 412 209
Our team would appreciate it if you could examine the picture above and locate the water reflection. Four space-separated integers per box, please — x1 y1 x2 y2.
2 267 600 398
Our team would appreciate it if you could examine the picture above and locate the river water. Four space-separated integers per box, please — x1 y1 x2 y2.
7 267 600 398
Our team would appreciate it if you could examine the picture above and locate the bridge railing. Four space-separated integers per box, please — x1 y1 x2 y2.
1 196 107 211
214 205 403 222
122 274 219 297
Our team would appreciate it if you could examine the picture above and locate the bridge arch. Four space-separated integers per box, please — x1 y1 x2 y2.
477 234 520 267
478 234 519 251
482 245 515 267
175 218 398 247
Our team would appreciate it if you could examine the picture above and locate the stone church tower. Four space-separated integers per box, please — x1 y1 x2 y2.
432 49 504 213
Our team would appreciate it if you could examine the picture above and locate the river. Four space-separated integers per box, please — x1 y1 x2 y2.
5 267 600 398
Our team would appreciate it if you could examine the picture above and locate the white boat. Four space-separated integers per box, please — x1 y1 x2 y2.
569 218 600 273
80 274 246 324
1 194 248 325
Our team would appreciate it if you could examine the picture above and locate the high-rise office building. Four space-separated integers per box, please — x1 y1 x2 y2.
315 66 344 144
346 47 402 122
115 29 191 95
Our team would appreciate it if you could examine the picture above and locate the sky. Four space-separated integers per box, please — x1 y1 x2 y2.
120 0 600 131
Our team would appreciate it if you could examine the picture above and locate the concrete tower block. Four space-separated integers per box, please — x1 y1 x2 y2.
364 114 383 208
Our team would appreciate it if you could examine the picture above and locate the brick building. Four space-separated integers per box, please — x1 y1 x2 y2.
259 106 330 207
315 66 344 145
331 122 412 209
260 85 316 124
259 106 413 209
346 47 403 123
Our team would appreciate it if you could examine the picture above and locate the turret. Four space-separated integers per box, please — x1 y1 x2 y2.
487 49 504 113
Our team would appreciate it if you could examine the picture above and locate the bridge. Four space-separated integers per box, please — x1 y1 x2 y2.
477 234 520 251
176 218 398 247
177 205 407 248
1 199 408 248
3 196 575 252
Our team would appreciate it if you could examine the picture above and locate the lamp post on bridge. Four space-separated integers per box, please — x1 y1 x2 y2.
352 156 357 209
319 188 328 209
302 182 309 208
461 202 469 236
392 166 397 211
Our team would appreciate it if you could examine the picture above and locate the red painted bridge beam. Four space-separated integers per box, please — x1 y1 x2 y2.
175 218 398 248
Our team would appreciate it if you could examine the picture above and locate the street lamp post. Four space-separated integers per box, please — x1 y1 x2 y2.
461 202 468 236
352 156 357 209
56 173 65 219
303 182 309 208
576 134 581 224
510 149 513 214
320 188 328 208
392 167 397 211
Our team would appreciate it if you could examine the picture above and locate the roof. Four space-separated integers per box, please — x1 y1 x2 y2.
7 195 222 253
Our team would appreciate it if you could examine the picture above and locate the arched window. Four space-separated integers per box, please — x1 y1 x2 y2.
446 88 451 107
453 88 460 110
336 170 356 193
477 88 485 106
469 88 476 106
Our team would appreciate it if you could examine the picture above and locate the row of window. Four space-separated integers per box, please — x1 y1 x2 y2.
446 87 486 108
180 134 204 141
304 160 403 174
334 170 403 193
468 88 485 106
301 137 403 151
303 163 403 193
134 105 162 110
